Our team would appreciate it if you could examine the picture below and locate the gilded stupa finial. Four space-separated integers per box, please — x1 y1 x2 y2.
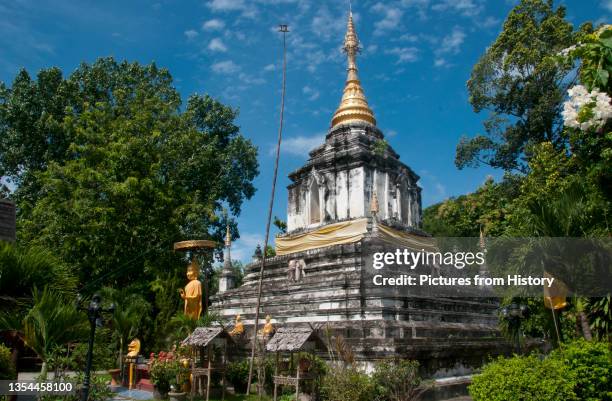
331 9 376 128
225 222 231 247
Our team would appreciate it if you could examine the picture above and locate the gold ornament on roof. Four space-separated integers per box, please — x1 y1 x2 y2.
331 10 376 128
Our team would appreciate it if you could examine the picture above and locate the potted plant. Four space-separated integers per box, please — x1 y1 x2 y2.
150 359 179 399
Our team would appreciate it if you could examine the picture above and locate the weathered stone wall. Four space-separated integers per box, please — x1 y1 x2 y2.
211 229 509 378
286 123 421 232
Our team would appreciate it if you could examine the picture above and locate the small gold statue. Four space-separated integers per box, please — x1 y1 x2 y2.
259 315 275 336
179 259 203 320
126 338 140 358
229 314 245 337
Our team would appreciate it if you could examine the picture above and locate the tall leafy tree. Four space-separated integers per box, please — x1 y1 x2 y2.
0 58 259 289
456 0 579 172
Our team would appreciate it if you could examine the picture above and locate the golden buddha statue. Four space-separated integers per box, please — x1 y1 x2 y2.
179 259 202 319
259 315 275 336
126 338 140 358
229 314 245 336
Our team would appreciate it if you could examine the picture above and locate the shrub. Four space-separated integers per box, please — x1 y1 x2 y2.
226 359 250 393
372 359 424 401
469 354 577 401
549 339 612 401
0 344 16 379
150 359 180 394
321 366 375 401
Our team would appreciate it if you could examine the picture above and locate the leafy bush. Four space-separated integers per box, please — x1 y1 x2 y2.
150 359 180 394
469 354 577 401
0 344 15 379
40 373 112 401
226 359 250 393
372 359 424 401
70 328 116 371
321 366 375 401
549 339 612 401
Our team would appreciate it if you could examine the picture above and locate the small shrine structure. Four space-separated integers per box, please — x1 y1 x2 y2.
181 327 233 401
266 327 325 401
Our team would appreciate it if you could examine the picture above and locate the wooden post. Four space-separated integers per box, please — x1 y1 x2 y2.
273 352 279 401
222 339 227 401
206 346 212 401
295 364 300 401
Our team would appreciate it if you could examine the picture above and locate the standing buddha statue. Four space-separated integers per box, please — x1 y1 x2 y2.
179 259 202 319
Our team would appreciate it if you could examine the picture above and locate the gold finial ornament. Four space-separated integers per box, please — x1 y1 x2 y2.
331 10 376 128
225 224 231 247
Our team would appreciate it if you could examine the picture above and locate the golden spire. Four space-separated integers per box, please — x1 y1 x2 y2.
225 223 231 247
331 10 376 128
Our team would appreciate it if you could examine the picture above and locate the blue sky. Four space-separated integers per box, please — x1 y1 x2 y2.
0 0 608 262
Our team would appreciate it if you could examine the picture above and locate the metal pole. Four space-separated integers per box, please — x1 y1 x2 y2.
81 311 97 401
246 24 288 395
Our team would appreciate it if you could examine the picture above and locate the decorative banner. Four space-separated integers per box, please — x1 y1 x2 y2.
276 218 368 255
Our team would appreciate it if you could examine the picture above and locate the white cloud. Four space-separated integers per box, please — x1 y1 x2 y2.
238 72 265 85
311 6 344 41
202 19 226 31
604 0 612 12
272 134 325 157
386 47 419 63
231 232 264 263
399 33 419 42
302 86 320 101
400 0 430 19
432 0 482 16
386 129 398 137
208 37 228 52
207 0 257 18
439 27 465 54
372 3 404 35
263 63 276 72
482 16 500 28
419 170 447 202
434 58 448 67
432 27 465 68
211 60 240 74
184 29 198 39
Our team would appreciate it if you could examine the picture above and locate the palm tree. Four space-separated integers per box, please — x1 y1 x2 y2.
0 243 79 378
0 242 77 312
99 287 150 377
525 180 609 340
167 312 221 347
21 287 87 378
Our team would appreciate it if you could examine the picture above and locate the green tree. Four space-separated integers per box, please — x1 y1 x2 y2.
0 58 258 289
456 0 579 172
423 176 519 237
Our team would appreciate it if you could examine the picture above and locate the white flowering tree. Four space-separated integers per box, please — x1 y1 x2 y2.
559 25 612 132
556 25 612 340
